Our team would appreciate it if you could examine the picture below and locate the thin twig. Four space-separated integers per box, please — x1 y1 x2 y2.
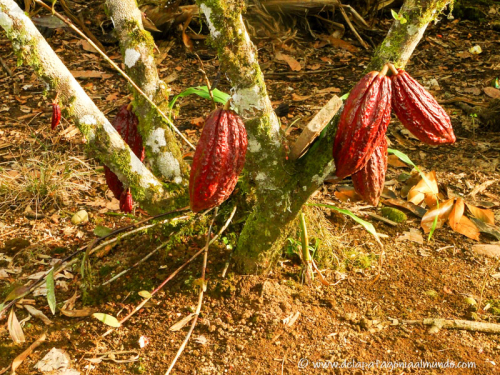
33 0 196 150
0 56 13 76
194 53 216 109
101 216 190 285
165 207 218 375
338 1 369 50
101 205 237 337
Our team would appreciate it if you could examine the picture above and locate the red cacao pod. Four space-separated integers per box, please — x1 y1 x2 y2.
391 69 455 145
104 105 145 212
189 108 247 213
351 137 388 206
119 190 133 213
333 71 392 179
113 104 145 161
50 103 61 130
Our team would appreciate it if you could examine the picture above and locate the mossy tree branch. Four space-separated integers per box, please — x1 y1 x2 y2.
106 0 189 187
0 0 185 213
232 0 453 273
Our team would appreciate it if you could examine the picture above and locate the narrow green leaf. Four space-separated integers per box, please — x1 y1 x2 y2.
168 86 230 109
92 313 121 327
391 9 407 24
428 200 440 241
46 269 56 315
307 203 380 240
94 225 113 237
340 93 349 100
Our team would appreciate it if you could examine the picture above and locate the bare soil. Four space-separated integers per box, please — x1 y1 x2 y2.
1 2 500 374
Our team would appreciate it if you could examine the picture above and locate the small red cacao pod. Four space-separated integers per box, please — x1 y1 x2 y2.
333 71 392 179
391 69 455 145
103 105 145 211
50 103 61 130
119 190 133 213
113 104 145 161
351 137 388 206
189 108 247 213
104 166 124 200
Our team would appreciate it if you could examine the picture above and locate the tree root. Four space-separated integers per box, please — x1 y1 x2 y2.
403 318 500 334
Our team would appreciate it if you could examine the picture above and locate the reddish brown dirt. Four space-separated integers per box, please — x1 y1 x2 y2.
1 1 500 374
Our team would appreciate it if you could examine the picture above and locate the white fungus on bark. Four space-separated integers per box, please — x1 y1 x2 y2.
200 4 221 38
124 48 141 68
146 128 167 153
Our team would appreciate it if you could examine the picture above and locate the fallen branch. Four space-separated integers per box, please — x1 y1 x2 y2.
404 318 500 334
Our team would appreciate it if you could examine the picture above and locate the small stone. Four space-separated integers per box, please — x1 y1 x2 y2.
71 210 88 225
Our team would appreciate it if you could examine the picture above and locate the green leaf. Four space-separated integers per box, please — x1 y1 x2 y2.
388 148 440 241
4 285 30 302
93 313 121 327
94 225 113 237
340 93 349 100
391 9 407 24
46 269 56 315
307 203 380 241
168 86 230 109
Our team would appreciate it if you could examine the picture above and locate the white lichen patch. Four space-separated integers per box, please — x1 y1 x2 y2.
156 152 182 184
0 12 13 31
146 128 166 153
200 4 220 38
247 135 261 153
124 48 141 68
311 160 335 186
128 149 161 188
407 24 419 36
80 114 97 126
255 172 277 191
231 85 265 116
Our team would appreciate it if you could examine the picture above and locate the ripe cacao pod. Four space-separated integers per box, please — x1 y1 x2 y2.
189 108 247 213
119 190 133 213
333 70 392 179
104 105 145 213
50 103 61 130
391 69 455 145
351 137 388 206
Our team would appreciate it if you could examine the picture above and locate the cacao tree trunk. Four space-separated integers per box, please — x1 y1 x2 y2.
106 0 189 186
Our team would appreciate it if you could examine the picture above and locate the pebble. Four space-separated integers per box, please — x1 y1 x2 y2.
71 210 88 225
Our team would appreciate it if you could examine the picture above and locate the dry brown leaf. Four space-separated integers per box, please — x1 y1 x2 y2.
472 244 500 257
70 70 113 79
421 199 454 233
291 93 312 101
388 155 408 168
453 215 480 240
80 40 97 53
465 202 495 225
60 307 95 317
275 51 302 71
408 171 439 205
170 313 195 331
448 197 464 230
484 87 500 99
334 189 361 203
318 35 358 52
11 332 46 373
181 14 194 51
24 305 52 325
8 308 25 344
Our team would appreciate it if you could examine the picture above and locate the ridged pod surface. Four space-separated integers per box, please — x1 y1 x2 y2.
333 71 392 179
189 108 247 213
392 69 455 145
50 103 61 130
119 190 133 213
104 105 145 212
351 137 388 206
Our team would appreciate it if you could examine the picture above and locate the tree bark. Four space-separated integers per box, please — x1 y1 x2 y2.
232 0 452 273
0 0 182 213
106 0 189 186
